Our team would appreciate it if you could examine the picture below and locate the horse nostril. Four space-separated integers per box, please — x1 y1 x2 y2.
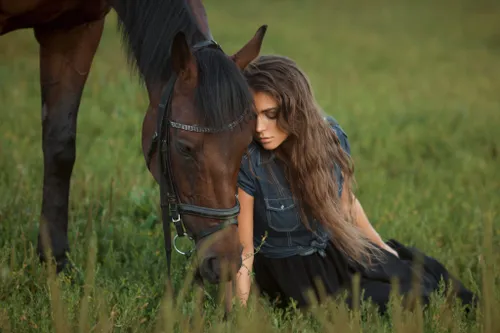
208 257 219 274
200 256 220 283
200 254 242 284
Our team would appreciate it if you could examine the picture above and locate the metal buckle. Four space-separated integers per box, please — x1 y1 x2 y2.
173 234 195 256
171 213 181 223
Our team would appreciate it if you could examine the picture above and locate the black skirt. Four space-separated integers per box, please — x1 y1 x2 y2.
253 239 477 313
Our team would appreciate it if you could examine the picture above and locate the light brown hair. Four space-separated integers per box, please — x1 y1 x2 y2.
243 55 380 266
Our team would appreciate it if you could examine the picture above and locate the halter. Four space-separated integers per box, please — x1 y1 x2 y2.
147 39 247 279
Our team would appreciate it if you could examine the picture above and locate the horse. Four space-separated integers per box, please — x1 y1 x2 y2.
0 0 267 287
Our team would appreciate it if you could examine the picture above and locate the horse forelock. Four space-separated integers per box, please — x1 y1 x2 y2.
193 48 254 130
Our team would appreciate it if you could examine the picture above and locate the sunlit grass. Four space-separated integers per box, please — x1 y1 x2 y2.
1 0 499 331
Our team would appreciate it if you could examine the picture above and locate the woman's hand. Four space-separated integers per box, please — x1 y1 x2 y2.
236 188 256 307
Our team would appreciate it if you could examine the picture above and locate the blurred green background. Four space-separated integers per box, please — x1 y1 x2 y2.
1 0 499 332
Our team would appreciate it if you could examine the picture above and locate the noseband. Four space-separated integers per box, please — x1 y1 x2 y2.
148 39 247 278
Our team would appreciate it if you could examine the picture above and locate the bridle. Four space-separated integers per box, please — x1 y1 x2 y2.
146 39 249 279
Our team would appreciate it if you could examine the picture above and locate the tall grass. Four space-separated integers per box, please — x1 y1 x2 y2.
1 0 499 331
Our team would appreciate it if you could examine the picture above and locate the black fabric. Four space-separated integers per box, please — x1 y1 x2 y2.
253 239 477 313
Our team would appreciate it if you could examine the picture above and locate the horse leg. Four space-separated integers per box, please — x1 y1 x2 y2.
34 19 105 273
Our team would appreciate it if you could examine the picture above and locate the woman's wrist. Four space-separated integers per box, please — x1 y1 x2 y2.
235 266 251 305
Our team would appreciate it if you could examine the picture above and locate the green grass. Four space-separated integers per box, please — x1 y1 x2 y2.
1 0 499 332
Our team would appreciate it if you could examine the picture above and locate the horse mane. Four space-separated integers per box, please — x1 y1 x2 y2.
112 0 205 84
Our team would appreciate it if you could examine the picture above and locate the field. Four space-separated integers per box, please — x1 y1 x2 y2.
1 0 499 332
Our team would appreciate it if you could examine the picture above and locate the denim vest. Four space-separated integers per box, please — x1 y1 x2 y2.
237 116 351 259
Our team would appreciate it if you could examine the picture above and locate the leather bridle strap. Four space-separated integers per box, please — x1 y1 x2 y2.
177 200 240 219
196 219 238 240
157 74 178 278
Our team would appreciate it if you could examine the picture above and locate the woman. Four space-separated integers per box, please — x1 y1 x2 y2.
235 55 476 313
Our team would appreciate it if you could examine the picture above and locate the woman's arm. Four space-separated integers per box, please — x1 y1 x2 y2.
235 187 255 306
329 119 397 257
341 185 399 257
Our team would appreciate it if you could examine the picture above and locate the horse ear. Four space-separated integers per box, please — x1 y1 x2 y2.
171 31 197 83
230 25 268 70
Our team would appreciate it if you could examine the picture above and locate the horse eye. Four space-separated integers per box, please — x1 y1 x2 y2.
176 139 195 157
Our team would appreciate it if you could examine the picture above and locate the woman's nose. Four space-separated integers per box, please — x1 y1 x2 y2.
256 115 266 133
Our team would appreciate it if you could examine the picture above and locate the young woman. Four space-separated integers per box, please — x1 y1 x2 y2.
235 55 476 312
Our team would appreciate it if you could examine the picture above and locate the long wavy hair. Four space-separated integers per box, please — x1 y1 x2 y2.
242 55 380 266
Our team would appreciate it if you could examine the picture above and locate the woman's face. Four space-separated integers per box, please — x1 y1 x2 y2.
252 91 289 150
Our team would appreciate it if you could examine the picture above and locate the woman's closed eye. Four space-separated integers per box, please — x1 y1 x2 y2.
264 108 279 119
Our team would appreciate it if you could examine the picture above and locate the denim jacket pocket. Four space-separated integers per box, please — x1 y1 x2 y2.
264 197 301 232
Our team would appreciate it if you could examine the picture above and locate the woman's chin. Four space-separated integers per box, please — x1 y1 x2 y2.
259 141 275 150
